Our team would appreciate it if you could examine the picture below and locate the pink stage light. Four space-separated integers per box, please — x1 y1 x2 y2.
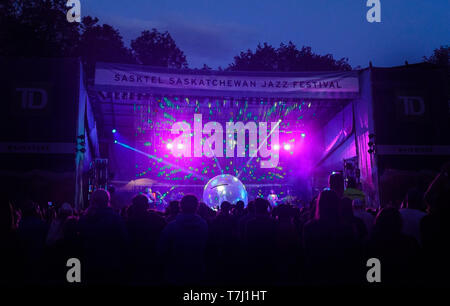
273 144 280 150
177 143 184 149
283 144 291 151
166 143 173 149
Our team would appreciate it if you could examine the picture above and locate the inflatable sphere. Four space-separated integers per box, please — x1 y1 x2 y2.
203 174 248 208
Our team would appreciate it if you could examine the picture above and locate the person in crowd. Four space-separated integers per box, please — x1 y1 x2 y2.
273 204 302 284
165 200 180 223
78 189 128 285
365 207 421 285
0 200 23 285
233 200 245 218
399 188 426 245
16 200 48 284
46 202 73 246
238 200 255 240
303 190 362 285
212 201 234 232
420 162 450 286
126 194 166 284
243 198 277 285
340 197 368 241
157 194 208 285
197 201 215 225
207 201 239 284
329 172 345 199
45 202 80 284
352 198 374 233
6 160 450 287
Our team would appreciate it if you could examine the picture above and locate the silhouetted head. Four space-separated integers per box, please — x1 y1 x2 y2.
58 202 73 219
235 200 245 211
92 189 110 209
403 188 424 211
374 207 402 236
220 201 232 214
254 198 270 215
180 194 198 214
131 194 150 214
315 190 340 222
329 172 344 198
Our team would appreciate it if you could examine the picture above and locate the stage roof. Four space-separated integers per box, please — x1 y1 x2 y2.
88 62 360 136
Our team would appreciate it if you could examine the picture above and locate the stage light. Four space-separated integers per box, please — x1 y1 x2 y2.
273 144 280 150
112 129 117 134
177 143 184 149
301 132 306 138
283 144 291 151
114 140 118 144
166 143 173 149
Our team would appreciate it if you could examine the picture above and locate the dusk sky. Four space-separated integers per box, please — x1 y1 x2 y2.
84 0 449 69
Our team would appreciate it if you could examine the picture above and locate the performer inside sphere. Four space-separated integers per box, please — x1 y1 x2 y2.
267 189 279 206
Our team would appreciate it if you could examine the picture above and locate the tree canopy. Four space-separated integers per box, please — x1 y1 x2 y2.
423 45 449 67
0 1 188 72
228 42 352 71
76 16 135 78
131 29 187 69
1 1 446 73
0 0 80 57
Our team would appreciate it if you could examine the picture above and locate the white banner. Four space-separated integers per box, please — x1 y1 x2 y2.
95 63 359 94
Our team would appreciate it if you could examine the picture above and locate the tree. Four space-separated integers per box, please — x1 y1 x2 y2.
0 0 80 57
229 43 278 71
228 41 351 71
200 64 212 71
131 29 187 68
424 46 449 67
76 16 135 78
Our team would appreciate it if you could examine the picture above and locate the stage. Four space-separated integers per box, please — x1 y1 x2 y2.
86 62 380 209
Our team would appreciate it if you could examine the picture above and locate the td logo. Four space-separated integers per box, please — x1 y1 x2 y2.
398 96 425 117
16 88 48 110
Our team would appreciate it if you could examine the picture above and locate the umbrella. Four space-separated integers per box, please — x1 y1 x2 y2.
122 178 157 191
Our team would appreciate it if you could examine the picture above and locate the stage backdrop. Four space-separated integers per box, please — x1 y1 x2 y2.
110 96 317 200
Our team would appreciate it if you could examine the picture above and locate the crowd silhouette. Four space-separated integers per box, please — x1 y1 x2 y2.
1 163 450 287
